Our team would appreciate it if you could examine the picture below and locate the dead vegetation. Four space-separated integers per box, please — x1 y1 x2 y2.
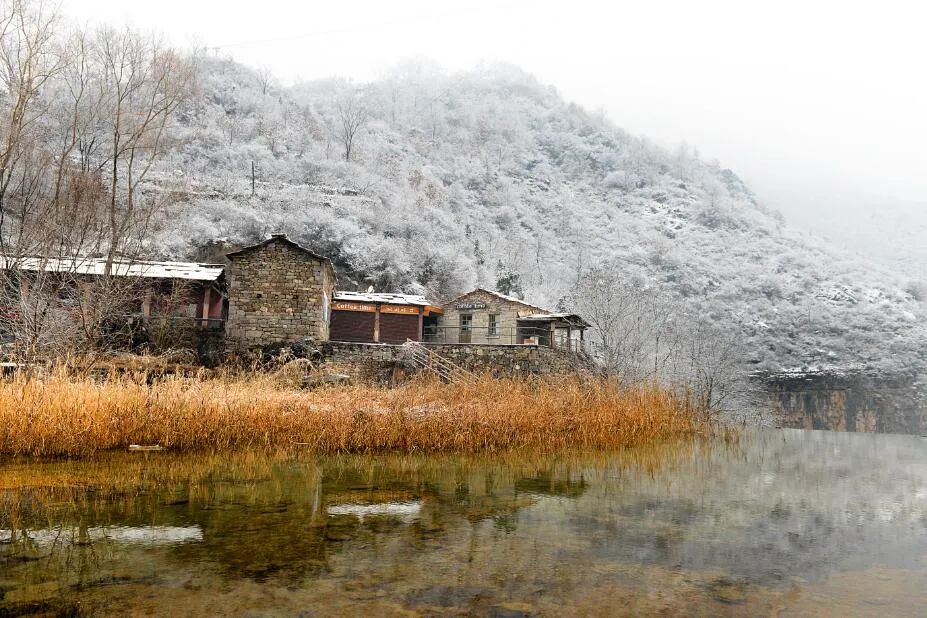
0 368 703 457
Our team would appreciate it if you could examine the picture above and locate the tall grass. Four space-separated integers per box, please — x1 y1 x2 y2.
0 369 701 457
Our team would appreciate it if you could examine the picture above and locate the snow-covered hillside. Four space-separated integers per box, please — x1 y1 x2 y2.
148 58 925 374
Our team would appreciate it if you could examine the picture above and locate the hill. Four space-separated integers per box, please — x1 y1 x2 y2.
146 57 925 374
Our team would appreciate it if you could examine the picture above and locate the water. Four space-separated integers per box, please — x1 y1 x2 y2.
1 429 926 616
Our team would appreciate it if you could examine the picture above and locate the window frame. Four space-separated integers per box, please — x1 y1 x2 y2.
487 313 499 337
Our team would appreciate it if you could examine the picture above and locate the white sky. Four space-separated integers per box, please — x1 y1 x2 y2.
63 0 927 232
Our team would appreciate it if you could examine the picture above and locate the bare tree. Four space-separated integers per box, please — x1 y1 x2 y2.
335 89 368 162
256 64 273 95
0 4 195 360
571 260 750 414
676 318 745 415
571 264 666 381
92 26 195 272
0 0 62 258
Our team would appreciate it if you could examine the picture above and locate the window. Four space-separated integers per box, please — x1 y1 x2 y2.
459 313 472 343
488 313 499 336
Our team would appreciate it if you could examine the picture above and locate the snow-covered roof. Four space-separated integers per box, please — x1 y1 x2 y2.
0 256 225 282
518 313 590 327
446 288 549 313
334 291 432 306
226 233 332 265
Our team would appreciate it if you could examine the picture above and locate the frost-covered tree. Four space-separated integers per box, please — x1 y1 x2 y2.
334 88 368 162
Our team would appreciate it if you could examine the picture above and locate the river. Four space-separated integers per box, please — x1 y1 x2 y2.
2 428 926 616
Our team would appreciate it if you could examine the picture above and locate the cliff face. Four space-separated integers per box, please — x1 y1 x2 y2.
765 373 927 434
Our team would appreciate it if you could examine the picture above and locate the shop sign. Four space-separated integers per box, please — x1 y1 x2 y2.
333 301 376 312
381 304 420 315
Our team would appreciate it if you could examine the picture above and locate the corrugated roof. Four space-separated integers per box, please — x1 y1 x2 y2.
0 256 225 282
334 291 431 306
518 313 590 327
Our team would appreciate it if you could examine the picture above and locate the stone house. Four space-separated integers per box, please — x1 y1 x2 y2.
0 235 592 375
431 288 589 352
225 234 336 352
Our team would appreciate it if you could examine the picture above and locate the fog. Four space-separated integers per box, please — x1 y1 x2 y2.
65 0 927 262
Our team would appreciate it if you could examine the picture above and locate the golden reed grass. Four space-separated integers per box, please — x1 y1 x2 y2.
0 370 700 458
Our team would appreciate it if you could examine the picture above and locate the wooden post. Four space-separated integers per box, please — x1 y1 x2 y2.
373 305 381 343
201 286 211 328
141 287 153 319
417 307 424 342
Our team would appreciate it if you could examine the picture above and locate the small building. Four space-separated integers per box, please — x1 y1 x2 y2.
225 234 336 352
432 288 589 352
0 255 226 326
330 292 443 344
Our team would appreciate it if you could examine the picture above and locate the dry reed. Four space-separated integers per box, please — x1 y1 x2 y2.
0 369 700 458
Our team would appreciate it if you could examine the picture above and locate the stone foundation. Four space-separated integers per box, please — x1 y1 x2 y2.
323 342 595 381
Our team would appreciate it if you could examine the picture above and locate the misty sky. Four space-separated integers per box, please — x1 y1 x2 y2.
64 0 927 236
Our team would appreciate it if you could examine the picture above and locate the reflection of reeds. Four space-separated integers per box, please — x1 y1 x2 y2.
0 370 701 457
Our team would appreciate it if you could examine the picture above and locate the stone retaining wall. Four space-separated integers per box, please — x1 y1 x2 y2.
323 341 595 381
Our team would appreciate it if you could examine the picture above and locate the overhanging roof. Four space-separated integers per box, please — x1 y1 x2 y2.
0 256 224 282
517 313 590 328
334 291 432 306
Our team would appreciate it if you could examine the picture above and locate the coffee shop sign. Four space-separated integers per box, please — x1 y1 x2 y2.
455 301 487 310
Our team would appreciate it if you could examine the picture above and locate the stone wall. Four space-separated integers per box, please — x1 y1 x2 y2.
136 318 226 366
324 341 596 381
226 237 335 352
323 342 400 382
763 372 927 434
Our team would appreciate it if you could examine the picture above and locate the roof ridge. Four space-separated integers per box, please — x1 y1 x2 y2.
445 287 550 312
226 234 332 264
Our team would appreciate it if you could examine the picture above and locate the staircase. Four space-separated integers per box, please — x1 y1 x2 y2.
401 340 476 384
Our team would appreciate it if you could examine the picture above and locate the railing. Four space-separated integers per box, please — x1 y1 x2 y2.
401 340 476 383
422 325 590 355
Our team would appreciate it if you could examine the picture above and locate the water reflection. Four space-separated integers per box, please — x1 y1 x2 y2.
1 429 926 615
0 525 202 547
327 501 422 521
